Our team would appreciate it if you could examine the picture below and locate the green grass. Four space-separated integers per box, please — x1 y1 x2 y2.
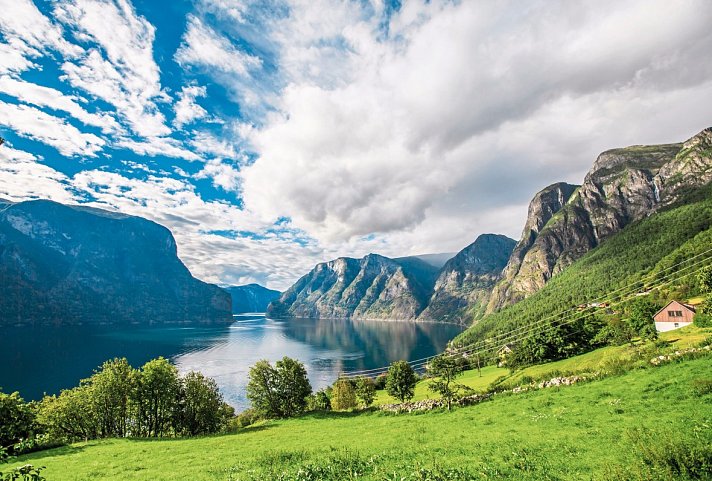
373 324 711 404
7 353 711 480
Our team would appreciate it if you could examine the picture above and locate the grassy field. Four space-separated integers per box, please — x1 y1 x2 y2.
6 346 711 480
373 324 711 404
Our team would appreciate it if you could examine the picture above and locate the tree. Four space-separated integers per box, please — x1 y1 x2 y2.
386 361 418 403
354 377 376 408
628 298 659 340
246 360 280 418
308 389 331 411
274 357 311 417
87 358 134 437
427 354 466 411
178 371 229 435
330 379 357 411
0 390 35 452
699 266 712 293
133 357 180 437
246 357 312 418
37 385 98 442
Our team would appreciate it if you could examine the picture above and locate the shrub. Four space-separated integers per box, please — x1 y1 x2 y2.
234 409 261 429
693 312 712 328
0 391 35 454
386 361 418 403
373 374 388 390
307 389 331 412
330 379 357 411
354 377 376 408
0 464 46 481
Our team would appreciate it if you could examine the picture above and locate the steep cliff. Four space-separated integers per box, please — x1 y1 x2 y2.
487 128 712 311
224 284 280 313
267 254 439 320
0 199 232 325
417 234 516 324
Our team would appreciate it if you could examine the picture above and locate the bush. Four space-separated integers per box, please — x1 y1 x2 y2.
693 312 712 328
0 464 46 481
354 377 376 408
373 374 388 390
386 361 418 403
246 357 312 419
330 379 357 411
307 389 331 412
0 391 35 454
234 409 261 429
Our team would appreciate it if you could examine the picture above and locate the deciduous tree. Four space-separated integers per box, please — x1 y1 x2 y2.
386 361 418 403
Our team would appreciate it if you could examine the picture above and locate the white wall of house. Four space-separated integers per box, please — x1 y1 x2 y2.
655 321 692 332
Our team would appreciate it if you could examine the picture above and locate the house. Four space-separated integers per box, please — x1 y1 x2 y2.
653 300 696 332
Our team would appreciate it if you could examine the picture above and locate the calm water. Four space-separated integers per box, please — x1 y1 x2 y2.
0 315 464 411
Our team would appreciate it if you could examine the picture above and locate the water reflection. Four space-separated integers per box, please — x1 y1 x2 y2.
0 315 463 411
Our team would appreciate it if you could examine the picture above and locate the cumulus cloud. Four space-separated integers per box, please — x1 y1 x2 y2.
0 100 105 156
114 136 201 161
239 0 712 250
0 145 77 203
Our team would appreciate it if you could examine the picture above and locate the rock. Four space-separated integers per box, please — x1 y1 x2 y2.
0 199 232 325
487 128 712 311
418 234 516 324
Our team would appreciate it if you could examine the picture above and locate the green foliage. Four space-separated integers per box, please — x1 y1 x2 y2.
0 391 35 454
275 357 312 417
35 357 231 443
307 389 332 412
694 311 712 327
627 298 660 339
603 427 712 481
354 377 376 408
330 379 357 411
246 357 312 418
698 266 712 293
690 378 712 396
0 464 46 481
178 372 232 436
133 357 180 437
386 361 418 403
427 354 467 410
233 409 261 429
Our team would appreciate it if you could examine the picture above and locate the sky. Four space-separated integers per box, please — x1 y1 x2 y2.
0 0 711 291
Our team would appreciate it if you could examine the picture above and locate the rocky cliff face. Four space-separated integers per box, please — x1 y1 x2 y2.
417 234 516 324
487 127 712 311
267 254 439 320
225 284 280 313
0 199 232 325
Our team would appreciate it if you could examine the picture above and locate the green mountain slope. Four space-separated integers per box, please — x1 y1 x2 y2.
454 183 712 348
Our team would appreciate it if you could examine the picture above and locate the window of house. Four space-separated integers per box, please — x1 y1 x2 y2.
675 311 683 317
674 323 679 328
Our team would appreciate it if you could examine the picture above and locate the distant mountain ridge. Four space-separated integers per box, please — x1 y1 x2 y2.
225 284 280 313
268 253 440 320
0 199 232 325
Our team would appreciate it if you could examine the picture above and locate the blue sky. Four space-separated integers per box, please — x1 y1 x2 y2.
1 0 711 290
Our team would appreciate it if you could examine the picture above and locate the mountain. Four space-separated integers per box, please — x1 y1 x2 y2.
267 253 440 320
417 234 516 324
0 199 232 325
486 128 712 312
396 252 456 269
224 284 281 313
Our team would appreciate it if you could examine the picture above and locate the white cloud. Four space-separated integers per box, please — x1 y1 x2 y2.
194 158 240 192
189 131 238 159
0 100 105 156
175 15 262 77
239 0 712 251
0 75 121 133
55 0 170 138
174 85 208 128
115 136 201 161
0 145 77 203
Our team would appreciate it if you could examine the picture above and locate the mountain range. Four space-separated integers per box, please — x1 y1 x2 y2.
224 284 281 313
269 127 712 325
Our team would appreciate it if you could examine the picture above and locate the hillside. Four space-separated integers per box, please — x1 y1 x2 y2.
487 128 712 312
0 199 232 325
8 354 711 480
224 284 280 313
455 181 712 347
267 253 440 320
